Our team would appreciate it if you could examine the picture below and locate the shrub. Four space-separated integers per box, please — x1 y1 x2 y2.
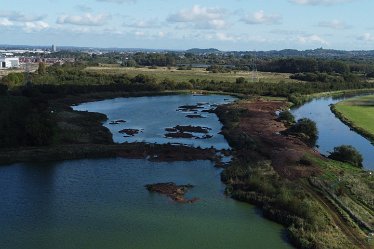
288 118 318 146
236 77 246 84
328 145 363 168
278 110 295 124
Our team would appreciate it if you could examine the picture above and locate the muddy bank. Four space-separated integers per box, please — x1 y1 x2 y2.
216 100 322 179
145 182 198 203
119 128 142 137
0 142 220 166
177 104 204 112
166 125 211 134
164 125 213 140
109 119 126 125
186 114 205 119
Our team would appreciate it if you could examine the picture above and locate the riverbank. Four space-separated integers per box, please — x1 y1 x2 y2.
289 88 374 106
215 98 373 249
331 95 374 144
0 143 221 166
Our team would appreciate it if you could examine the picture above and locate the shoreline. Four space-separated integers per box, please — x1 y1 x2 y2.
0 142 221 166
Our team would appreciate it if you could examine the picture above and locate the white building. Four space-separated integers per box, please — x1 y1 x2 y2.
0 57 20 69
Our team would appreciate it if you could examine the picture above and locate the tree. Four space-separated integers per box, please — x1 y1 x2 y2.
328 145 363 168
38 62 46 75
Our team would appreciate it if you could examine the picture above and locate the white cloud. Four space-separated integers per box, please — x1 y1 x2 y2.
290 0 356 5
0 18 13 27
358 33 374 41
215 32 236 42
57 13 111 26
23 21 49 32
0 11 45 22
124 19 160 29
241 10 282 25
318 20 350 29
298 34 328 45
168 5 225 22
135 31 145 37
194 19 228 29
167 5 228 30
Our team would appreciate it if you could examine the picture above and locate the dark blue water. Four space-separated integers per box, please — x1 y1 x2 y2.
291 95 374 170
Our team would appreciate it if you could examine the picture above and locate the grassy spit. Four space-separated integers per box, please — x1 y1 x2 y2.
331 94 374 143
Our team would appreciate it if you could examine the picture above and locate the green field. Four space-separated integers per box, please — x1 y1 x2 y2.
84 66 297 84
334 95 374 140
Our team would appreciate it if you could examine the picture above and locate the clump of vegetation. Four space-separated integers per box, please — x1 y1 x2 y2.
206 64 232 73
328 145 363 168
287 118 318 146
0 95 55 148
235 77 247 84
177 65 192 70
278 110 295 125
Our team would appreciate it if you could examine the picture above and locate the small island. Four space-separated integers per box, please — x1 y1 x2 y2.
145 182 199 203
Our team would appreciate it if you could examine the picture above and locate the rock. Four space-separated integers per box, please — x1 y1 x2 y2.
119 129 141 136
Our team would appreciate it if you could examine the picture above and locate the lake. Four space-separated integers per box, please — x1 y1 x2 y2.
0 94 291 249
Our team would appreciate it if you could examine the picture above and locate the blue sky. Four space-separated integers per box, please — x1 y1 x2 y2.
0 0 373 50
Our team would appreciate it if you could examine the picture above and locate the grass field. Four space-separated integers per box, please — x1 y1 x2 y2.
334 95 374 139
84 66 298 84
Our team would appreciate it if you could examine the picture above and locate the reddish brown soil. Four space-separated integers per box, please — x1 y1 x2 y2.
234 100 322 179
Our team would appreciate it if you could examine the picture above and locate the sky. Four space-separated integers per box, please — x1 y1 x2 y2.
0 0 373 51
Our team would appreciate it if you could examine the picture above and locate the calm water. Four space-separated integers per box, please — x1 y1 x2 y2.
0 94 291 249
0 159 290 249
73 94 235 149
291 95 374 170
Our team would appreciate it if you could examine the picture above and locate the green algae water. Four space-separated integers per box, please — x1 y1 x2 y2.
0 94 292 249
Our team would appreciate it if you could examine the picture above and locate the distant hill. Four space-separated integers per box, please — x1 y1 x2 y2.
228 48 374 59
186 48 221 54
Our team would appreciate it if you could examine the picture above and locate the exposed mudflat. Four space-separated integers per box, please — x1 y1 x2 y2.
218 100 322 179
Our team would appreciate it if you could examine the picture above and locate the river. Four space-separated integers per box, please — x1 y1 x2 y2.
291 94 374 170
0 94 291 249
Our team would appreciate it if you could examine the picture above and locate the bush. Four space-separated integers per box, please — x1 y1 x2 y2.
288 118 318 146
278 110 295 124
236 77 246 84
328 145 363 168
